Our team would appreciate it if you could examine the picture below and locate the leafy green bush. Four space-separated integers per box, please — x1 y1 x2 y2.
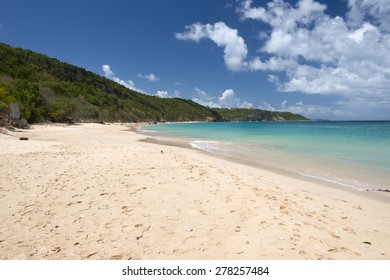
49 96 76 121
0 86 15 112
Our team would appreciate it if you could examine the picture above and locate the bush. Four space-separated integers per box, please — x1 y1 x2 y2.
49 96 76 121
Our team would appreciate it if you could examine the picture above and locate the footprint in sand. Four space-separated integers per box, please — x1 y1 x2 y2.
330 232 341 239
199 210 207 215
343 227 356 235
327 247 361 257
353 205 363 210
290 233 301 241
193 200 202 205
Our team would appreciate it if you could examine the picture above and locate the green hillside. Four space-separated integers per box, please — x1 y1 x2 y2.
0 43 222 123
0 43 307 124
214 108 308 121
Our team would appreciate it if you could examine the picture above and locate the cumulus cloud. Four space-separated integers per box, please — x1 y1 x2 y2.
155 90 180 98
346 0 390 32
138 73 160 82
269 98 390 119
175 22 249 71
257 100 347 119
192 87 222 108
176 0 390 118
238 0 327 32
237 0 390 101
219 89 253 108
156 91 169 98
102 65 145 93
219 89 235 102
192 88 253 108
258 102 276 111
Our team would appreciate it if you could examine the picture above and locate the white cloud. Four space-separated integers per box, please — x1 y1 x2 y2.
219 89 253 108
192 88 253 108
175 22 249 72
102 65 145 93
348 22 377 43
335 96 390 119
238 0 326 32
156 91 169 98
243 0 390 118
258 102 276 111
175 0 390 118
346 0 390 32
224 98 350 119
285 103 347 119
155 90 181 98
258 100 347 119
219 89 235 102
281 100 288 110
138 73 160 82
237 0 390 99
192 87 222 107
194 87 211 100
264 98 390 120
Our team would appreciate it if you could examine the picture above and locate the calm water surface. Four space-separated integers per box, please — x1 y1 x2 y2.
143 121 390 192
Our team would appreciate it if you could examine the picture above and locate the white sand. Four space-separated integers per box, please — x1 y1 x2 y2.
0 123 389 259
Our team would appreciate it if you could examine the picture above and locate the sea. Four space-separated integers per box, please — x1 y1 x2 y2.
142 121 390 195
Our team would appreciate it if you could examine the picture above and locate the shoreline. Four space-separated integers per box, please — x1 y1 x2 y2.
137 126 390 204
1 123 389 259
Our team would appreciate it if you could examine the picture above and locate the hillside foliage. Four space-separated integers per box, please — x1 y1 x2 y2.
214 108 308 122
0 43 307 123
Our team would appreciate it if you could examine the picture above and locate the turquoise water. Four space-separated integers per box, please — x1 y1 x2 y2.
143 121 390 191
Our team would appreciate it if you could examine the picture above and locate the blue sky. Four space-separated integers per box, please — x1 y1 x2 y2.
1 0 389 120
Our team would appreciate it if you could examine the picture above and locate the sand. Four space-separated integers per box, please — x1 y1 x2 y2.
0 123 389 260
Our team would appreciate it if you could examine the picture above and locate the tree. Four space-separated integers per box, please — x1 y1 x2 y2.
0 86 15 112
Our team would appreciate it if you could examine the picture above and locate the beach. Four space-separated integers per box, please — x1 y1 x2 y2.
0 123 389 260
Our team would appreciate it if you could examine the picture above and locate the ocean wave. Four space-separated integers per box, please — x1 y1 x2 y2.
190 140 220 151
297 172 370 192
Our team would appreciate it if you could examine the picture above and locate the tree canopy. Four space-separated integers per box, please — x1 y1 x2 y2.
0 43 307 123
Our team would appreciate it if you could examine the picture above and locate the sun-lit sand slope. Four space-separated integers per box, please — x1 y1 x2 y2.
0 124 389 259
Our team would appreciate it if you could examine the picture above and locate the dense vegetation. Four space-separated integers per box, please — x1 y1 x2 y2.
0 43 222 123
0 43 307 124
214 108 308 122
